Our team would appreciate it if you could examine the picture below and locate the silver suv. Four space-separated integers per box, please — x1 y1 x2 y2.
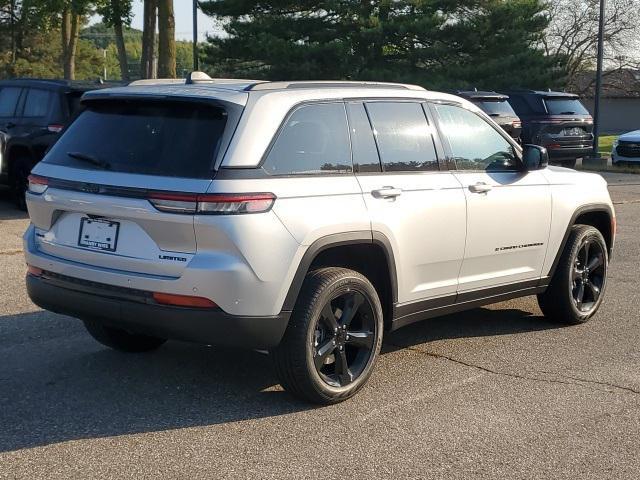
24 74 615 404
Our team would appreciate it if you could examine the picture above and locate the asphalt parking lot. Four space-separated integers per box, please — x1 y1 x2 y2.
1 174 639 479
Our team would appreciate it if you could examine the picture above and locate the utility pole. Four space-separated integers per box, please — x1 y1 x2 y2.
592 0 606 157
10 0 16 64
193 0 199 71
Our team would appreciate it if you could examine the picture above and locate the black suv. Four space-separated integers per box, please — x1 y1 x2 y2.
500 89 593 168
453 90 522 141
0 79 115 207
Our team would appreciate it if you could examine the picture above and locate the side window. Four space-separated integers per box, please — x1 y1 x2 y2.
23 89 53 117
365 102 439 172
433 103 518 172
0 87 22 117
263 103 352 175
346 102 381 173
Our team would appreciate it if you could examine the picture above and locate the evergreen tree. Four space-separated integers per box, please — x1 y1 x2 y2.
201 0 563 89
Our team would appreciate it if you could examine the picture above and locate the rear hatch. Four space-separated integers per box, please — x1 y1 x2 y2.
27 94 243 278
531 97 593 150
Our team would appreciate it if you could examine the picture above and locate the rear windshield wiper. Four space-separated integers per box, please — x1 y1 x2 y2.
488 113 501 117
559 111 576 115
67 151 111 170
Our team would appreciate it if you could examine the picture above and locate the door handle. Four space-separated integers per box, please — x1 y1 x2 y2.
468 182 492 194
372 186 402 199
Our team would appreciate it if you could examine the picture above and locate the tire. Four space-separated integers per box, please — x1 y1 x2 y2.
83 321 167 352
9 156 31 211
538 225 608 325
562 158 577 168
272 267 384 404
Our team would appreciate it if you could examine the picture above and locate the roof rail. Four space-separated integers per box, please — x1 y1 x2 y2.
128 78 186 86
247 80 425 91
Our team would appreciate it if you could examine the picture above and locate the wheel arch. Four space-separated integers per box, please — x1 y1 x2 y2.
545 203 615 282
282 231 398 329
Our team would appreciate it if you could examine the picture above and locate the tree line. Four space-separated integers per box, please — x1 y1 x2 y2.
0 0 177 81
1 0 639 92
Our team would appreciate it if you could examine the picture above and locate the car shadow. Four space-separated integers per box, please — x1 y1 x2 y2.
0 188 28 220
0 305 561 452
383 306 562 353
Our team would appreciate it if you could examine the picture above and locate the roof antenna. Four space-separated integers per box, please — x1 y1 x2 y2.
186 71 213 84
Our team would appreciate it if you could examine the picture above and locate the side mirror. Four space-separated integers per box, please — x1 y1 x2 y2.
522 144 549 171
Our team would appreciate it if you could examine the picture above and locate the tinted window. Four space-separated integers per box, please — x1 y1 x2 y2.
365 102 438 172
44 101 227 178
473 100 516 117
0 87 21 117
346 103 381 173
264 103 351 175
23 89 53 117
434 103 518 171
544 98 590 115
67 92 84 116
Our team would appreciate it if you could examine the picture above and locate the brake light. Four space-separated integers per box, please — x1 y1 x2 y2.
27 265 43 276
148 192 276 215
47 124 64 133
27 174 48 194
152 292 217 308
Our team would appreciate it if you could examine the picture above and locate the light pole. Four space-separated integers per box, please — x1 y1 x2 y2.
592 0 606 157
193 0 199 71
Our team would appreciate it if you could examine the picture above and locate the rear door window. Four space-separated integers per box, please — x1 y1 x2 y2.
544 98 590 115
263 102 352 175
0 87 22 117
23 89 53 117
43 101 229 179
346 102 381 173
365 101 439 172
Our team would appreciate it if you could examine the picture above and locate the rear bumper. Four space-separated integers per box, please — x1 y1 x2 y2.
545 145 592 161
26 272 290 349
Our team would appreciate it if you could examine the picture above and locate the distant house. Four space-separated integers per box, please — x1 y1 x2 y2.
575 69 640 135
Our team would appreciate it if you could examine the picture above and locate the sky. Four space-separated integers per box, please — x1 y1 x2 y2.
91 0 224 41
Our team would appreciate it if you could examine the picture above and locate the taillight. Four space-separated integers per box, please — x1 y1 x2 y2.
27 174 48 194
27 265 43 276
148 192 276 215
47 124 64 133
152 292 217 308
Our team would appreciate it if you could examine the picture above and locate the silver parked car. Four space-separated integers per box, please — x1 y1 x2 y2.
24 73 615 403
612 130 640 165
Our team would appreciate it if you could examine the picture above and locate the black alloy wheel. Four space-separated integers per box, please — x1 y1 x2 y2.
312 290 376 388
571 238 606 314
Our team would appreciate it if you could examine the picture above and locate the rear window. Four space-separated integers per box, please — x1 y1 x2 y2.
43 101 228 178
0 87 21 117
473 100 516 117
544 98 590 116
23 89 53 117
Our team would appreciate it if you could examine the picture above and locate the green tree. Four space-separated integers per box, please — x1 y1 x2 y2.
157 0 175 78
201 0 563 90
96 0 133 80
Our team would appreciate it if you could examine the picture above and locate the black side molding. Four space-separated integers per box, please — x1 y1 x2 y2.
542 203 614 285
281 231 398 311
